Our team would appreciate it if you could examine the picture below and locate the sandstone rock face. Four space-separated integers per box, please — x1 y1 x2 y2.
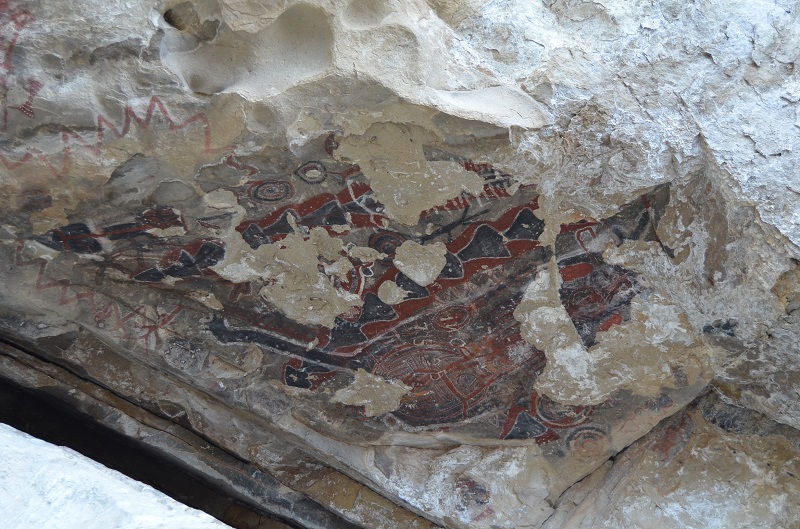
544 394 800 529
0 0 798 527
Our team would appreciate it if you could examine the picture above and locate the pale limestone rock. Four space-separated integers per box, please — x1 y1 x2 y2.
337 123 486 225
213 223 362 328
377 280 409 305
257 232 363 329
346 245 386 263
331 369 411 417
219 0 286 33
210 231 272 283
393 241 448 287
202 189 238 209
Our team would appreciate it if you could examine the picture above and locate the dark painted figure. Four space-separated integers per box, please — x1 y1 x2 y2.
29 137 672 444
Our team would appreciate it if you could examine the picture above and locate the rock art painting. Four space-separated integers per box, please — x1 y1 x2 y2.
12 129 681 451
3 1 799 528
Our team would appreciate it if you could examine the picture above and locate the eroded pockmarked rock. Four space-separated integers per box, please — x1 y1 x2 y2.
0 0 799 528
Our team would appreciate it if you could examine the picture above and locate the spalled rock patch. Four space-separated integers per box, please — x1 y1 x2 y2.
337 123 486 226
393 240 448 287
377 280 408 305
331 369 412 417
212 223 370 328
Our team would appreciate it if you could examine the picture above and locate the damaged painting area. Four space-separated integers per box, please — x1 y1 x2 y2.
515 188 711 405
8 128 705 457
2 1 800 528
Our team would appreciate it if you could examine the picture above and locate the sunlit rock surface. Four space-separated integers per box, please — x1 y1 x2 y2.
0 424 232 529
0 0 798 527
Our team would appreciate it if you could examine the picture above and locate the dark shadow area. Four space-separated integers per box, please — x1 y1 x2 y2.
0 377 296 529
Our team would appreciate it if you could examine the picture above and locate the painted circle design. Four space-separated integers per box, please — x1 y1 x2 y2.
368 231 406 265
433 306 472 332
251 180 293 202
294 161 328 184
372 343 469 396
535 393 592 429
566 425 609 457
371 343 473 426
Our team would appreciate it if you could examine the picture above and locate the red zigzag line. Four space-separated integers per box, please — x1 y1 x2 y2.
1 9 34 72
0 96 227 178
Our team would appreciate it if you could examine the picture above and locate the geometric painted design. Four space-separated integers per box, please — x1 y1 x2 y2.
24 137 672 442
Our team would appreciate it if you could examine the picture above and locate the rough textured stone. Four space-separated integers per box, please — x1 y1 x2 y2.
0 423 231 529
0 0 799 527
543 393 800 528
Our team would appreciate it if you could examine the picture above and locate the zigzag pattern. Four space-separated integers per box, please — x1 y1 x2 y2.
0 96 223 178
1 2 35 132
14 240 189 352
0 3 32 72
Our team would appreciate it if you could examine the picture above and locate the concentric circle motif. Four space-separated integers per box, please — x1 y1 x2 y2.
433 306 472 332
566 425 609 457
371 343 473 426
294 161 328 184
250 180 294 202
373 343 468 384
368 231 406 265
534 393 593 429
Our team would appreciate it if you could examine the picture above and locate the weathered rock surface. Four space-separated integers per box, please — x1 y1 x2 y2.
543 393 800 528
0 423 232 529
0 0 798 527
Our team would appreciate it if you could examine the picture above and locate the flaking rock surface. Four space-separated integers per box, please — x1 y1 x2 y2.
0 0 799 527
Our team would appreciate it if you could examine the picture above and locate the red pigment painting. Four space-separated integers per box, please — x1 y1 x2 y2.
25 131 672 443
